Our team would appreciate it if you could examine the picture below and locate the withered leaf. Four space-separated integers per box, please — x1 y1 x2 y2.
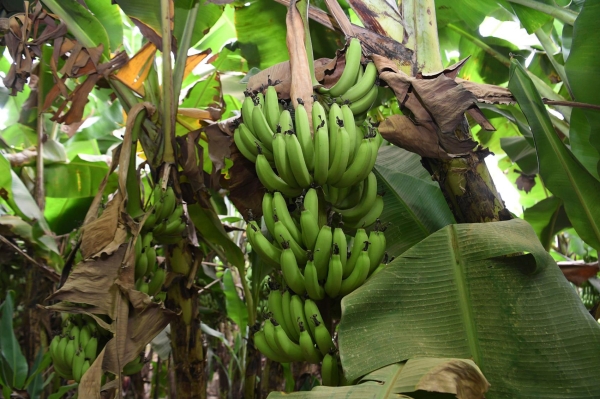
286 0 314 115
78 347 106 399
558 262 600 286
80 191 127 259
205 123 232 173
458 79 515 105
414 359 490 399
516 173 536 193
114 41 157 96
176 130 205 194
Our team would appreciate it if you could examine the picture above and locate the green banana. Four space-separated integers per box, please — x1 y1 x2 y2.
272 192 303 245
274 323 305 362
273 216 307 265
156 186 176 222
312 100 328 132
255 92 265 108
344 229 368 278
72 347 86 382
327 126 350 185
303 298 322 338
334 172 377 222
321 352 340 387
338 61 377 104
313 224 333 281
234 126 258 163
142 208 158 231
328 103 343 167
246 221 281 269
324 243 343 298
339 241 371 296
84 336 98 363
135 247 149 281
265 86 280 132
267 284 295 339
145 246 157 275
64 337 76 368
256 153 303 198
253 330 290 363
239 123 275 161
322 38 363 98
79 325 91 350
50 335 60 358
278 109 294 133
312 315 335 356
367 253 389 281
290 294 311 340
340 104 358 163
71 325 81 350
281 290 300 342
148 267 165 296
333 138 374 189
346 195 384 229
285 132 313 188
312 125 329 186
368 223 387 273
241 95 256 128
299 322 322 364
272 132 300 188
123 355 145 375
262 192 276 238
348 83 378 114
333 223 348 271
303 188 319 221
81 360 91 379
300 206 319 251
304 252 325 301
142 232 153 248
294 104 315 172
263 318 284 354
169 243 191 275
55 335 69 369
252 106 275 152
280 242 306 295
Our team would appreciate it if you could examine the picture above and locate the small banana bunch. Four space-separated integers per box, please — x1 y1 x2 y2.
49 315 98 382
254 292 340 382
133 231 166 299
142 185 187 245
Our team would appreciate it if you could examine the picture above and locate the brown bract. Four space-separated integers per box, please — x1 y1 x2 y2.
286 0 314 114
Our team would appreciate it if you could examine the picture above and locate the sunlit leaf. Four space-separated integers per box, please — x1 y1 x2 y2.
86 0 124 53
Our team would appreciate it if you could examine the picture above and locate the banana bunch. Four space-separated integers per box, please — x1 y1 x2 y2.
142 185 187 244
318 38 379 116
122 353 146 376
133 232 166 299
49 316 98 382
254 291 336 365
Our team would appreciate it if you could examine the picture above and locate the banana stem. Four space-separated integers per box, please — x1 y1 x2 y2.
296 0 319 86
160 0 175 163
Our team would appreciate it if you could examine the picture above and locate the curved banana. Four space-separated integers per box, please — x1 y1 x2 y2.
321 352 340 387
255 92 265 108
334 172 377 222
339 241 371 296
367 253 389 281
253 330 291 363
311 100 328 132
252 106 275 152
368 224 387 273
332 224 348 272
246 221 281 269
239 123 275 161
304 253 325 301
344 229 368 278
273 216 307 266
145 245 157 274
148 267 165 296
300 206 319 251
338 61 377 104
156 186 176 222
263 318 284 355
262 192 277 238
321 38 362 98
294 104 315 172
255 153 303 198
313 225 333 281
285 132 312 188
241 95 256 128
324 243 343 298
312 315 335 356
290 294 311 340
340 104 358 163
274 323 305 362
332 138 374 189
267 285 294 338
64 337 76 368
273 192 303 245
303 299 322 338
72 348 86 382
281 290 300 342
79 325 91 350
234 126 258 163
327 126 350 185
303 188 319 220
272 132 300 188
299 322 323 364
346 195 384 229
280 242 306 295
84 336 98 363
135 246 149 281
328 103 343 167
348 83 378 115
313 125 330 186
81 360 91 379
265 86 280 132
278 109 294 133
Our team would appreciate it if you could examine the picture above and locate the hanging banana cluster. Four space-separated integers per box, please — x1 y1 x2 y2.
142 185 187 245
133 231 166 300
237 37 390 384
49 315 97 382
253 291 342 384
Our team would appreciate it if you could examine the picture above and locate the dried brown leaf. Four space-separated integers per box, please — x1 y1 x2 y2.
176 130 206 194
78 347 106 399
516 173 536 193
415 359 490 399
80 191 127 259
205 123 232 173
183 50 211 81
114 42 157 96
286 0 313 115
558 262 600 286
457 79 515 105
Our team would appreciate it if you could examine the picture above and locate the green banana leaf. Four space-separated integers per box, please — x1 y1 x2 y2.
508 59 600 250
338 219 600 398
523 196 570 250
222 269 248 334
268 358 489 399
373 145 455 258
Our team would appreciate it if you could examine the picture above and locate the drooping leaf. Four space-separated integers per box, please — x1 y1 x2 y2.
268 358 490 399
339 219 600 398
373 145 456 258
500 136 538 175
0 292 28 389
509 1 553 34
523 196 570 250
508 59 600 250
222 269 248 334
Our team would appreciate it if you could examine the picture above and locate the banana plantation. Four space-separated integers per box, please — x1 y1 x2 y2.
1 0 600 398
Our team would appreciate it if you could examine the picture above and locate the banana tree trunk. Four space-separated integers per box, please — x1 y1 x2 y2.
403 0 510 223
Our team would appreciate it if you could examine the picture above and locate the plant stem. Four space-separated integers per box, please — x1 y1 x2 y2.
161 0 175 163
296 0 318 86
505 0 578 25
410 0 443 72
173 0 200 102
535 27 572 98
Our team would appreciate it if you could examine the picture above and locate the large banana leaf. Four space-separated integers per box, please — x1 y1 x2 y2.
338 219 600 398
508 59 600 250
268 358 489 399
374 145 455 258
